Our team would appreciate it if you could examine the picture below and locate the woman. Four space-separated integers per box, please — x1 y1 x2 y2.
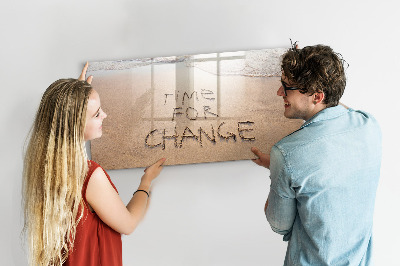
22 63 165 265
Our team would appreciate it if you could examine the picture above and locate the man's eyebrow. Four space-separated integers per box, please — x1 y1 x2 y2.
281 79 296 88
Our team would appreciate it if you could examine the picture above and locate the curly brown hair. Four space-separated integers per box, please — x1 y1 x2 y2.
281 44 347 107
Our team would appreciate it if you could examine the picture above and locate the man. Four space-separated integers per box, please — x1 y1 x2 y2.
251 44 381 265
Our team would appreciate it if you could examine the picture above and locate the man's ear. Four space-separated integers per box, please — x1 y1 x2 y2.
313 92 325 104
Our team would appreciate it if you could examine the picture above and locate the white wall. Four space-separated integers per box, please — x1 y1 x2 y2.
1 0 399 265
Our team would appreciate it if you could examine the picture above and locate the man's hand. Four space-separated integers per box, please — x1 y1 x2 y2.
251 147 270 169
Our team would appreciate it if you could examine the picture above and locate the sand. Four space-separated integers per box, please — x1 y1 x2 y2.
88 50 303 169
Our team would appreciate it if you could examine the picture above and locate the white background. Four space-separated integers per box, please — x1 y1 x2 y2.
1 0 399 265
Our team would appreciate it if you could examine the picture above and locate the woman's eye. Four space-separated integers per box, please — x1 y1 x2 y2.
95 112 100 118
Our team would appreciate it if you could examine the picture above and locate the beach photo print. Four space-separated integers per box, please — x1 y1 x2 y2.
87 48 303 169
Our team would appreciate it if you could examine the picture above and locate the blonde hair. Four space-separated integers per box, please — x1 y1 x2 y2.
23 79 92 265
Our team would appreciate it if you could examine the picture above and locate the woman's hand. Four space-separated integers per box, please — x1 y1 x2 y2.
141 158 166 186
78 61 93 84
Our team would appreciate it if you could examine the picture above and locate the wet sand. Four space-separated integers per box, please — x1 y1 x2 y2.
88 53 303 169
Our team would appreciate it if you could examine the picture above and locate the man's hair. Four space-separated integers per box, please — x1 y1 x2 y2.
281 44 347 107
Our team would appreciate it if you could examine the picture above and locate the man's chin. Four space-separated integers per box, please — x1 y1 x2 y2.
284 112 300 120
283 111 292 119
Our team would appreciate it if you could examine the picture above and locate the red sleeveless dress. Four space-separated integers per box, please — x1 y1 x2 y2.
64 160 122 266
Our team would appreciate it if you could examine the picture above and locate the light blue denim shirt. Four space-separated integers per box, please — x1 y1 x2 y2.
266 105 382 266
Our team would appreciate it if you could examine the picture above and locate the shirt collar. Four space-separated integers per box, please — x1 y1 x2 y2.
301 105 349 129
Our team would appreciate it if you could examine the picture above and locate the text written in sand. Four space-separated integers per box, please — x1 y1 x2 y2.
144 88 255 150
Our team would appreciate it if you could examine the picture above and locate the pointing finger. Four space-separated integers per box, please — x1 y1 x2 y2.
78 62 89 81
144 158 166 172
251 147 262 157
156 158 166 167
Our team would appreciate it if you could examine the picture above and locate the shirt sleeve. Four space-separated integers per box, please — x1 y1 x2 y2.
266 145 297 241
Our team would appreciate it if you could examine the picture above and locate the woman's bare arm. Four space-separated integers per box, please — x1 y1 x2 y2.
86 158 166 235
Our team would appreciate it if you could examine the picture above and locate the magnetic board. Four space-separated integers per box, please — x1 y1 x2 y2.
87 48 303 169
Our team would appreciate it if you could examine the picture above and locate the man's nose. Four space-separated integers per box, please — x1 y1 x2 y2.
277 85 285 96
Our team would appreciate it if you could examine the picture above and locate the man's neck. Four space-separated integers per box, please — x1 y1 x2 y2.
304 104 327 121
